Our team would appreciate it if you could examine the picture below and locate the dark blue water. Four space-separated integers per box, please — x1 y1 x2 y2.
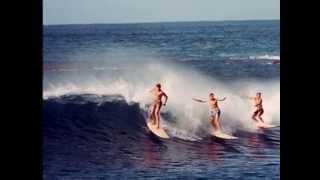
43 20 280 179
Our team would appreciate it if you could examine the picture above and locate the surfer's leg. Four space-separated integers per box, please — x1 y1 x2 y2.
209 111 217 131
211 118 221 132
209 114 221 132
149 104 156 124
257 109 264 122
252 110 259 123
155 103 162 129
209 117 217 131
215 112 222 132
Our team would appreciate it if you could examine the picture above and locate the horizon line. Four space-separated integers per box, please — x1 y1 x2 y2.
43 18 280 26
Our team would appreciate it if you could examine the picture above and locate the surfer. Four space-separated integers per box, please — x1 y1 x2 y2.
248 92 264 123
193 93 226 132
149 83 168 129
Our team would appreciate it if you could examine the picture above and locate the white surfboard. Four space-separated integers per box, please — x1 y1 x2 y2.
210 131 238 140
147 121 170 139
256 122 279 129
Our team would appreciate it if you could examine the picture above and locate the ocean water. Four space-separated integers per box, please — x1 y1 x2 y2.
43 20 280 179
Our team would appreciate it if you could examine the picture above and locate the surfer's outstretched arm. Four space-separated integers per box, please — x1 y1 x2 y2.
192 98 207 103
217 97 226 101
150 88 155 93
240 93 253 99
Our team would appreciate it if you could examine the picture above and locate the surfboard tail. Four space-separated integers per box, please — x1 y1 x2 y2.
211 131 238 140
147 122 170 139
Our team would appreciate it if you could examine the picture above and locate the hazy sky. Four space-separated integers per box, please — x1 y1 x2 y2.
44 0 279 25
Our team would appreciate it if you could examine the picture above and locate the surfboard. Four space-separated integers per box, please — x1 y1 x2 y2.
256 122 279 129
210 131 238 140
147 121 170 139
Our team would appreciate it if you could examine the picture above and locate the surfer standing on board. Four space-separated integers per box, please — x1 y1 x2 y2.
149 83 168 129
193 93 226 132
248 92 264 124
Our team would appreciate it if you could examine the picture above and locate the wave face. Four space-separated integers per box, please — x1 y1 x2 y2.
43 94 147 141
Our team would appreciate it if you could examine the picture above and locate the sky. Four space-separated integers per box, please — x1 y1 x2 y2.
43 0 279 25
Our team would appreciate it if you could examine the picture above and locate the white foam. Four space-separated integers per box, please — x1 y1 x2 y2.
219 53 280 61
249 55 280 60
